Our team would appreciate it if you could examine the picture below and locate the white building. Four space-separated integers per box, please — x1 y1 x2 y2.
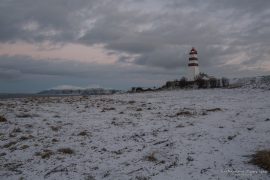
187 47 200 81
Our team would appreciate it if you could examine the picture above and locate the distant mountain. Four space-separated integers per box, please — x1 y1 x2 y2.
38 88 122 96
230 75 270 89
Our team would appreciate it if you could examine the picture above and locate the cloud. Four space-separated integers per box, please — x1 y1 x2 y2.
0 0 270 92
77 0 270 71
0 55 184 91
132 45 186 69
0 68 22 80
0 0 98 43
0 55 120 78
51 84 101 90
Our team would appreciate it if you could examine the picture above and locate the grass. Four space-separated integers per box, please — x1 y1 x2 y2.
19 135 32 141
136 176 149 180
145 152 157 162
0 115 7 122
128 100 136 104
51 138 58 142
3 141 17 148
176 124 185 128
176 111 192 116
50 126 60 131
57 148 74 154
78 131 89 136
205 108 222 112
101 107 116 112
21 135 34 140
20 145 30 150
12 128 22 133
227 135 237 141
250 150 270 172
16 113 32 118
35 149 55 159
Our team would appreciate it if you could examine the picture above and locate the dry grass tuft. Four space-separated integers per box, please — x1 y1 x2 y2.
16 113 32 118
128 100 136 104
176 124 185 128
58 148 74 154
250 150 270 172
53 115 61 118
51 138 58 143
136 176 149 180
101 107 116 112
176 111 192 116
36 149 55 159
19 135 32 141
50 126 60 131
206 108 222 112
3 141 17 148
145 152 157 162
12 128 22 133
20 145 30 150
0 115 7 122
227 135 237 141
78 131 89 136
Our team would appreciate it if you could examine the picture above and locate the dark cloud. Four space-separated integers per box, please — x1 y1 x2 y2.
0 0 97 43
0 55 182 91
0 55 121 78
0 0 270 92
133 45 186 69
0 68 22 80
77 0 270 70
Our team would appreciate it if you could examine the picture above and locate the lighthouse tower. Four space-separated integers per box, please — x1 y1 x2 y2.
187 47 200 81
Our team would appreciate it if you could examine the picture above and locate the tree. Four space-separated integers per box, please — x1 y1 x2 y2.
196 76 206 88
179 77 187 88
135 87 144 92
209 78 217 88
199 72 209 78
216 79 221 88
221 77 230 87
131 87 136 92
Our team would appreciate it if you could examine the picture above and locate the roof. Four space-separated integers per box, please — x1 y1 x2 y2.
202 76 209 80
189 47 198 54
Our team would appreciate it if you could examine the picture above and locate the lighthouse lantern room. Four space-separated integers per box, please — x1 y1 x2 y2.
187 47 200 81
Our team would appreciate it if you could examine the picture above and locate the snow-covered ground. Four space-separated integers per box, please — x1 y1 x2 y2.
0 89 269 180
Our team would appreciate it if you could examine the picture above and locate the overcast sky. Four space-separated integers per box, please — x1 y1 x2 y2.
0 0 270 93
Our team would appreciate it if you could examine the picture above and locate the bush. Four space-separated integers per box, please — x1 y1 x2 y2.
250 150 270 172
179 77 188 88
209 78 218 88
222 77 230 87
195 76 207 88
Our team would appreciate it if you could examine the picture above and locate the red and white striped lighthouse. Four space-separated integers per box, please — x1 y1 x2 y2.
187 47 200 81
